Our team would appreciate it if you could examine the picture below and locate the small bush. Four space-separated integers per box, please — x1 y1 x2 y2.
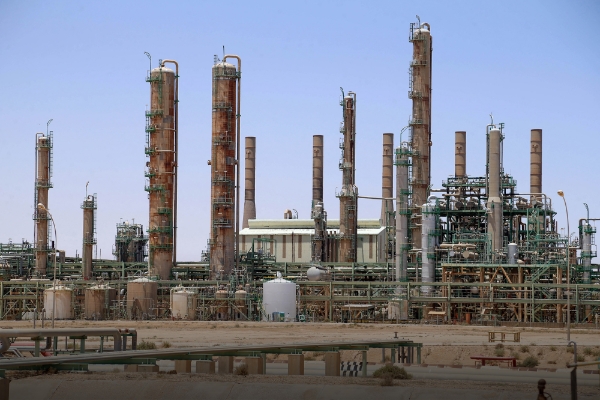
137 340 157 350
566 346 574 354
577 354 585 362
537 350 544 356
583 347 593 356
520 356 539 368
592 349 600 357
519 345 529 353
234 323 240 328
234 363 248 376
373 365 412 380
167 370 177 374
380 373 394 386
511 351 521 360
549 346 557 352
548 360 556 365
161 341 172 349
494 348 505 357
495 343 504 349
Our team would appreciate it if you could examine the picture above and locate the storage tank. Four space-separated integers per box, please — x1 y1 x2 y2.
234 288 247 320
215 289 229 320
84 284 117 320
262 274 296 322
43 285 73 319
127 278 158 319
170 287 197 320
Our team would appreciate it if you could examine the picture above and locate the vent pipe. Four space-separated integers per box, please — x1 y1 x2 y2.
381 133 394 222
312 135 324 204
455 131 466 178
487 127 503 253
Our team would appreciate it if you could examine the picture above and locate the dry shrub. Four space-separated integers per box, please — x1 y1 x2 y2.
495 343 504 349
577 354 585 362
519 345 529 353
583 347 593 356
161 341 172 349
380 374 394 386
494 348 505 357
550 346 557 351
373 365 412 380
137 340 157 350
519 356 539 368
234 363 248 376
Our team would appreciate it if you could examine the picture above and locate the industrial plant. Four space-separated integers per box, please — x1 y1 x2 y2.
1 20 598 326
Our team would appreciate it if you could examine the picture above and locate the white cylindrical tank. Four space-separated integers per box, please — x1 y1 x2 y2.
84 284 117 320
171 287 196 320
262 274 296 322
127 278 158 319
508 243 518 264
307 266 325 281
44 285 73 320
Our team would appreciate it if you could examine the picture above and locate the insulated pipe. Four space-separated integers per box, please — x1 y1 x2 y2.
312 135 324 204
530 129 542 203
455 131 466 178
381 133 394 223
223 55 241 274
242 136 256 229
160 60 179 267
0 328 124 351
487 128 503 253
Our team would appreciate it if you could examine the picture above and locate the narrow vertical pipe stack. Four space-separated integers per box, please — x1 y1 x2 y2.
381 134 395 261
242 136 256 229
337 91 358 263
34 133 52 276
530 129 542 202
454 131 466 178
145 62 176 280
487 127 503 253
408 21 432 249
81 194 97 280
210 57 240 279
311 135 327 262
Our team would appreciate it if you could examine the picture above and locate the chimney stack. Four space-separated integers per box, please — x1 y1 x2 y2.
312 135 324 204
242 136 256 229
381 133 394 222
455 131 466 178
530 129 542 202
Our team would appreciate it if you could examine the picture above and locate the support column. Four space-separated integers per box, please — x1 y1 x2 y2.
245 357 263 375
174 360 191 373
361 350 367 377
324 351 340 376
218 356 234 374
196 360 216 374
288 354 304 375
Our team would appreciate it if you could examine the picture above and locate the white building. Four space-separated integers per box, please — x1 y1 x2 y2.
239 219 387 263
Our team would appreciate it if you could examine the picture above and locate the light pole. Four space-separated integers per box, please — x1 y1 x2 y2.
557 190 570 341
37 203 57 328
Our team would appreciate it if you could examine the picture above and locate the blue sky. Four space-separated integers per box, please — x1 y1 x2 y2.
1 0 599 261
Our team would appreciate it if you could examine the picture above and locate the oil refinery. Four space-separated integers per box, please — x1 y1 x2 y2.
1 20 598 326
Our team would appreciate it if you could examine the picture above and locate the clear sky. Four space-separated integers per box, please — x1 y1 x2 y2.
1 0 599 261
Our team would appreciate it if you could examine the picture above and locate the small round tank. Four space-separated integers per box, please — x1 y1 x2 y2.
127 278 158 319
84 284 117 320
171 288 196 320
234 289 247 320
44 285 73 320
307 266 325 281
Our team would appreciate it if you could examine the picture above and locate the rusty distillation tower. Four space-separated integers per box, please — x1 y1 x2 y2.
81 192 97 280
209 55 241 279
33 131 53 276
408 20 432 248
145 58 179 280
311 134 327 263
337 90 358 263
242 136 256 229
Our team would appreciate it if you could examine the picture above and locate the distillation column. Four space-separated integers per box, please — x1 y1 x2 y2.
337 92 358 263
34 133 53 276
455 131 466 178
312 135 327 262
408 22 432 248
145 62 176 280
81 194 97 280
210 59 240 278
242 137 256 229
395 145 410 283
381 133 395 261
487 127 503 254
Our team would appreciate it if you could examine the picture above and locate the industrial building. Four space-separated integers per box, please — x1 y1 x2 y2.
0 19 598 325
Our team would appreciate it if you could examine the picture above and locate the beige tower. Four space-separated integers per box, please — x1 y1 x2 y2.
145 61 178 280
210 56 240 278
408 21 432 247
337 91 358 263
455 131 466 178
81 194 97 280
487 127 503 253
242 137 256 229
312 135 327 262
530 129 542 201
381 133 395 260
34 132 53 276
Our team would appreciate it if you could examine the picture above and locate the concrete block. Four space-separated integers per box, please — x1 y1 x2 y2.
174 360 191 374
124 365 139 372
245 357 263 375
0 378 9 400
324 351 340 376
138 364 159 373
288 354 304 375
196 360 215 374
218 356 234 374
